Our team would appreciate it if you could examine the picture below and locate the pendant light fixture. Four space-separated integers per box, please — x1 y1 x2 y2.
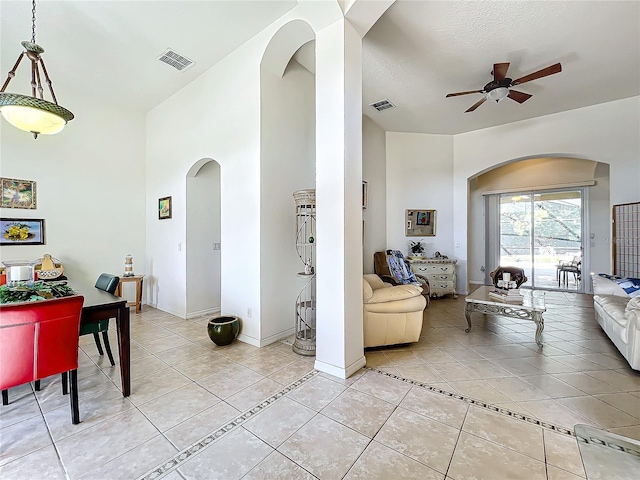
0 0 73 139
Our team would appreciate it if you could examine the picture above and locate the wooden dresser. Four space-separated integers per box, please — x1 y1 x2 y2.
407 258 458 298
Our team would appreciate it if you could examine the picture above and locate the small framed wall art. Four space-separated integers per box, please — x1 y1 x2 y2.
1 218 45 245
406 209 436 236
1 177 37 209
158 196 172 220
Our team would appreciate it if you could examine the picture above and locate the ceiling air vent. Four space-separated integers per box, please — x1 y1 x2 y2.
158 48 195 71
370 99 395 112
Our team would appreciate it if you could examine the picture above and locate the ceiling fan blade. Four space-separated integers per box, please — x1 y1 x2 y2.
507 90 533 104
512 63 562 85
493 63 510 82
446 90 483 97
465 97 487 113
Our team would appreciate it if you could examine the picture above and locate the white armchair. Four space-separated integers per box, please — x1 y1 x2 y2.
363 274 426 348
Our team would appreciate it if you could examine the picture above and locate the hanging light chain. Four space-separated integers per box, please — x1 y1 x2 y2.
31 0 37 43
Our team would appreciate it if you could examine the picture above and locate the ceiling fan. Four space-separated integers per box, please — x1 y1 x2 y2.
446 62 562 113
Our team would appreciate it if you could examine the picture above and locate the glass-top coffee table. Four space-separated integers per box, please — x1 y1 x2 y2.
574 424 640 479
464 286 546 346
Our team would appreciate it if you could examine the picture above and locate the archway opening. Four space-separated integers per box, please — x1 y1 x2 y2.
186 159 222 318
259 20 316 346
467 156 610 293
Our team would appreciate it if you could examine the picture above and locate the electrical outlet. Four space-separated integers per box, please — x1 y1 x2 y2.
178 242 182 251
213 242 221 250
247 308 252 318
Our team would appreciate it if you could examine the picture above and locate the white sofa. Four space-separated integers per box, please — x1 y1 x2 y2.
591 274 640 370
363 274 426 348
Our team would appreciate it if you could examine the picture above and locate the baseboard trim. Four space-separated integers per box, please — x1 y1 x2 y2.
258 328 295 347
186 307 221 320
314 355 366 379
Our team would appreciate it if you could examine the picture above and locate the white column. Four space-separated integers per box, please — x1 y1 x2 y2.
314 18 366 379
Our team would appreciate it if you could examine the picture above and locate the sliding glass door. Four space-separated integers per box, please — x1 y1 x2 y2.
498 189 583 291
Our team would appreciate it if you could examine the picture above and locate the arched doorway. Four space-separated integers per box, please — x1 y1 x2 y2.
468 156 611 293
259 20 316 345
186 159 221 318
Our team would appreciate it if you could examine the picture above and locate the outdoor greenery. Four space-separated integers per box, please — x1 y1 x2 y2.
500 197 581 257
0 281 76 304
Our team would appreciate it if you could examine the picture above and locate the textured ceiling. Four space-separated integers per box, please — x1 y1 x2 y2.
0 0 297 112
1 1 638 134
362 0 640 134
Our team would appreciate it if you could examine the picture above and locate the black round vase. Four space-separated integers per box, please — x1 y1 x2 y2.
207 316 240 346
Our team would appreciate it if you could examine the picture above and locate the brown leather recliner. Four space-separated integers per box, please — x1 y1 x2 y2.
373 251 430 305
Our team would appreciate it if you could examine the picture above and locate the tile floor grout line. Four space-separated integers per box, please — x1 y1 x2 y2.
443 401 470 478
31 381 73 480
365 367 577 438
136 370 320 480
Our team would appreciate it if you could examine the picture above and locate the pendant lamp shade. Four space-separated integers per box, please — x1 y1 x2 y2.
0 2 73 138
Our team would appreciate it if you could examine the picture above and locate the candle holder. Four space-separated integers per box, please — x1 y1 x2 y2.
1 260 37 286
123 254 134 277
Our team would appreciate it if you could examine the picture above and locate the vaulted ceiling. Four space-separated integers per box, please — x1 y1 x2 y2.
2 1 638 135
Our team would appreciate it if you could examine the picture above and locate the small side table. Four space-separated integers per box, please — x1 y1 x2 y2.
115 275 144 314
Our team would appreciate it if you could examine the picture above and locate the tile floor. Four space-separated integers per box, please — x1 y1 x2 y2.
1 291 639 479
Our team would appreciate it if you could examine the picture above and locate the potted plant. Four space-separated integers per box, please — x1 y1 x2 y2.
409 240 425 258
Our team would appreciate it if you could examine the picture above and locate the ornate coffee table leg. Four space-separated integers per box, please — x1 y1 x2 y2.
533 311 544 347
464 303 473 333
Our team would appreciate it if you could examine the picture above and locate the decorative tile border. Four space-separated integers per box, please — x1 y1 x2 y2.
137 370 319 480
365 367 576 437
575 429 640 458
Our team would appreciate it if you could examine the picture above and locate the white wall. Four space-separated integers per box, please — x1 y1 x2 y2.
260 59 316 344
186 160 221 317
384 97 638 294
362 115 386 273
386 132 454 259
454 97 640 291
145 5 344 344
0 96 146 291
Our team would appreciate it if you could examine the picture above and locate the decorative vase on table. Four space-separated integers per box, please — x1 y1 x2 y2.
207 315 241 346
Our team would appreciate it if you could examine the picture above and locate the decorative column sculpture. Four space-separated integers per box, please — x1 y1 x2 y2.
293 189 316 356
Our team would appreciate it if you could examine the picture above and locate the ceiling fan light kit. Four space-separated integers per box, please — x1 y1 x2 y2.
446 61 562 113
487 87 509 102
0 0 74 138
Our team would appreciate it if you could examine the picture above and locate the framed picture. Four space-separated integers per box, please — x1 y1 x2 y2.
1 218 45 245
362 181 368 209
158 196 172 220
1 177 37 209
406 209 436 236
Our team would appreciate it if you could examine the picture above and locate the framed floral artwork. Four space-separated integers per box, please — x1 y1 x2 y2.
0 218 45 245
1 177 37 209
159 196 172 220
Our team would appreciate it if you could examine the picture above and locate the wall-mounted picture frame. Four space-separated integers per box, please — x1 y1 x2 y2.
406 209 436 237
0 218 45 245
1 177 37 209
159 196 172 220
362 181 368 209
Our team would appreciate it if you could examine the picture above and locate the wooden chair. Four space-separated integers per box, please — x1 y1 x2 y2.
1 295 84 424
79 273 119 366
489 266 528 288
